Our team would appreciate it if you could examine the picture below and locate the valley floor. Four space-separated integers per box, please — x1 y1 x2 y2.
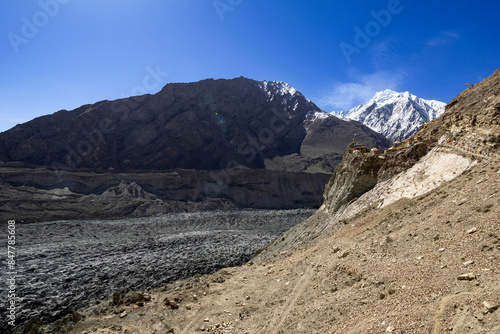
61 153 499 334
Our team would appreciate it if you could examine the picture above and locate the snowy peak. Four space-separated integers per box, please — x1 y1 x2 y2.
332 90 446 142
257 79 319 115
258 80 300 98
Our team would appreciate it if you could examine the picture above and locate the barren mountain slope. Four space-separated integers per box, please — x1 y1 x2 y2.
0 77 389 172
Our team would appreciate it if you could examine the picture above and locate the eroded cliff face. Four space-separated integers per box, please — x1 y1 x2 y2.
322 142 429 213
0 165 330 223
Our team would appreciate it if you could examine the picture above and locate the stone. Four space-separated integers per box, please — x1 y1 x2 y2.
338 251 350 259
483 301 499 312
474 311 484 321
164 298 179 309
169 301 179 309
114 305 126 315
332 247 341 253
119 311 127 318
217 276 225 283
154 323 166 332
467 227 478 234
123 291 144 304
462 260 474 266
457 273 476 280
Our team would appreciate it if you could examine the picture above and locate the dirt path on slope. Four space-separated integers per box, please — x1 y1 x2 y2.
431 290 481 334
266 261 316 334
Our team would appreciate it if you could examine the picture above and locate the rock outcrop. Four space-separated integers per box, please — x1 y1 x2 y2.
322 142 429 213
418 68 500 152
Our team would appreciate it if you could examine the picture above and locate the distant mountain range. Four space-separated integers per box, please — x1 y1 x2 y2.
0 77 390 174
332 89 446 142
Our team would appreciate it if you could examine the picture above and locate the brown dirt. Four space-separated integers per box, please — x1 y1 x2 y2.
64 153 499 334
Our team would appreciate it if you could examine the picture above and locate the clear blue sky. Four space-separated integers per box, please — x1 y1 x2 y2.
1 0 499 132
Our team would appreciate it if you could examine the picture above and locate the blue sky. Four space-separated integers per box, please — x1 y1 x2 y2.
1 0 499 132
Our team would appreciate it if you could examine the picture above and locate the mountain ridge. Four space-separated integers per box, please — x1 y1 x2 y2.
0 77 390 173
333 89 446 142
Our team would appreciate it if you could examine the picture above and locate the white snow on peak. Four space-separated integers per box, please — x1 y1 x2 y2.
332 90 446 142
302 110 334 130
258 80 301 102
257 80 322 117
311 111 331 120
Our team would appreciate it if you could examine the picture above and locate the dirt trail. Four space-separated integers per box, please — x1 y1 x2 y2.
266 257 316 334
431 291 481 334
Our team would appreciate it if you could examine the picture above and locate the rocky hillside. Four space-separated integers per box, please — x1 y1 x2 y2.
333 89 446 142
47 151 498 334
419 69 500 153
31 70 500 334
0 77 389 173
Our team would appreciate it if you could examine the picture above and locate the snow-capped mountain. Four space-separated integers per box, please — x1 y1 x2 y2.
258 80 318 115
332 89 446 142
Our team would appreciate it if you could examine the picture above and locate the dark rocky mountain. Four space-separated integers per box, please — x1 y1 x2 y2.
0 77 392 222
0 77 390 173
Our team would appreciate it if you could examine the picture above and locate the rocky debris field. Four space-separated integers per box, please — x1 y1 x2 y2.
0 209 314 333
